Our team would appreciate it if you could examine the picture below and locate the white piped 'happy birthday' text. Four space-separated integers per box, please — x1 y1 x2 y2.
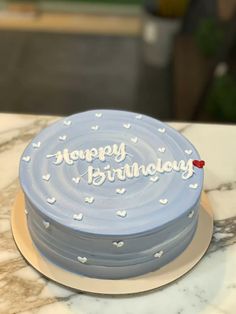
46 143 126 164
46 142 194 184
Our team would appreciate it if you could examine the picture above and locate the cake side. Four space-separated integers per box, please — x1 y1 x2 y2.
25 197 199 279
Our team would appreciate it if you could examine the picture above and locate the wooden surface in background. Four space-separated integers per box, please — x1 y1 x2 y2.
218 0 236 21
0 12 141 36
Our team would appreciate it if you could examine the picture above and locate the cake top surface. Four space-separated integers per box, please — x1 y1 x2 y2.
19 110 204 236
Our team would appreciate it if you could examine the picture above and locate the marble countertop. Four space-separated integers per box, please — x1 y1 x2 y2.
0 113 235 314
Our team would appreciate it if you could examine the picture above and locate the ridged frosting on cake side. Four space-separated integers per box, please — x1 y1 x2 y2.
19 110 204 279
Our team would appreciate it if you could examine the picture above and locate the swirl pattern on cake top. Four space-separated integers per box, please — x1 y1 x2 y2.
19 110 204 279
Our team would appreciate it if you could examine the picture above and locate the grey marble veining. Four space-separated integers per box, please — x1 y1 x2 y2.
0 114 235 314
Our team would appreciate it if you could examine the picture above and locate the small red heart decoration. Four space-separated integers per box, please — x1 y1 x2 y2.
193 160 205 168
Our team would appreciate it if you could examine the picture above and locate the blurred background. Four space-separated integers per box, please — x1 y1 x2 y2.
0 0 235 122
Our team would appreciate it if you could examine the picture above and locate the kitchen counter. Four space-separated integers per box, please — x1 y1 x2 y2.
0 113 236 314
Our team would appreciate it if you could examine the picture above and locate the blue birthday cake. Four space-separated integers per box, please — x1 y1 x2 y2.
19 110 204 279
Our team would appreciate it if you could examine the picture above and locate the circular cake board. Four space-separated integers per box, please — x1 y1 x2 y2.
11 190 213 295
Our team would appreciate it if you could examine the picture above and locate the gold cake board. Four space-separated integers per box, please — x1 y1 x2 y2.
11 190 213 295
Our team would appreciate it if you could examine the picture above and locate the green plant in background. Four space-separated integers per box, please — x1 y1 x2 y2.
158 0 189 17
195 17 236 122
195 18 224 57
206 74 236 122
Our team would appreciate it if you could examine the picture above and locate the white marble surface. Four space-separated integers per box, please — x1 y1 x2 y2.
0 114 236 314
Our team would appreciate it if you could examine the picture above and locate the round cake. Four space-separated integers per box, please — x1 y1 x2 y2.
19 110 204 279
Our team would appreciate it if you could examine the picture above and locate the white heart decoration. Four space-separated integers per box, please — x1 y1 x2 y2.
72 177 81 184
32 142 41 148
73 213 83 221
150 176 159 182
135 114 142 119
43 221 50 229
77 256 87 264
42 174 51 181
188 210 194 218
95 113 102 118
189 183 198 189
158 128 166 133
64 120 71 126
47 197 56 205
113 241 124 248
154 250 164 258
185 150 192 155
91 125 99 131
22 156 31 162
123 123 131 129
158 147 166 153
159 199 168 205
116 210 127 218
85 196 94 204
116 188 126 194
104 165 110 170
59 135 67 141
131 137 138 143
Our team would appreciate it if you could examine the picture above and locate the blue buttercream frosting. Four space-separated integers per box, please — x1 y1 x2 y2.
19 110 204 279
